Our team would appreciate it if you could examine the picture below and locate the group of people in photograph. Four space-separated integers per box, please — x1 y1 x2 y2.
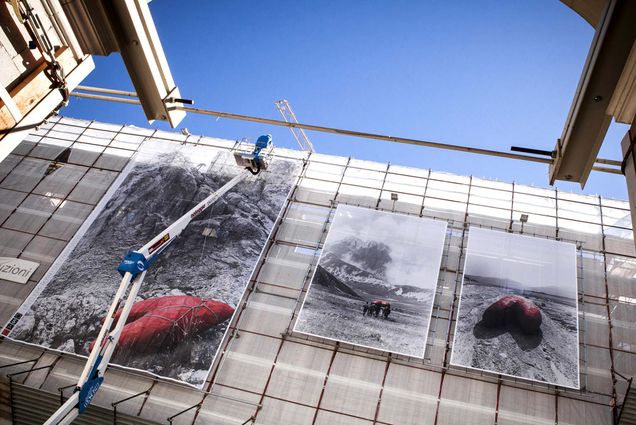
362 301 391 319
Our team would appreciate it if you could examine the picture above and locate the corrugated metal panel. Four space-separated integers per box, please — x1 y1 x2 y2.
10 383 160 425
620 384 636 425
0 378 12 422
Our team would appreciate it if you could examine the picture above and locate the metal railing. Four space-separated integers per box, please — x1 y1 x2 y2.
615 371 633 425
112 388 152 424
167 401 201 424
6 363 56 424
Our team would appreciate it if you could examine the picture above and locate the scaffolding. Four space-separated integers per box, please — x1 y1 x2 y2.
0 116 634 424
274 99 316 153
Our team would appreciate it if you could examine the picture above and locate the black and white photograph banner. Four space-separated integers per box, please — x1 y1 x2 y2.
4 140 300 387
450 227 579 389
294 205 447 357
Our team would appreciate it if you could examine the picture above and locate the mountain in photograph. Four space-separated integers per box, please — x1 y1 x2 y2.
296 231 439 357
320 238 433 305
465 275 576 308
311 264 363 300
10 149 299 386
328 237 392 278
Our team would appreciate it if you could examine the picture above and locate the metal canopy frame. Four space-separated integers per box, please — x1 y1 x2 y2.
549 0 636 186
59 0 186 127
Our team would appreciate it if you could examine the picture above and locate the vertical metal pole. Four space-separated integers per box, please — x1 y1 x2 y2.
284 163 340 336
418 169 431 218
205 161 305 390
310 342 339 425
371 354 392 424
250 339 285 424
136 380 156 417
509 182 515 232
555 188 560 239
434 178 472 425
375 163 390 210
494 378 502 424
579 248 589 392
599 194 619 420
9 376 16 425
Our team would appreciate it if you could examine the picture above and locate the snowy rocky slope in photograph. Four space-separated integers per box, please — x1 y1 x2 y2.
295 206 446 357
451 276 579 388
319 241 435 305
10 145 299 386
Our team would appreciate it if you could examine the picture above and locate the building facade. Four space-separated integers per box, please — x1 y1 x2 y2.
0 116 634 424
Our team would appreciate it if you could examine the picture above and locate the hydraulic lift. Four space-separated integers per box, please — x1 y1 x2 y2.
44 135 273 425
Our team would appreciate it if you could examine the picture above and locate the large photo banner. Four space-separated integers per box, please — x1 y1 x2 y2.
294 205 447 357
4 140 299 387
450 227 579 389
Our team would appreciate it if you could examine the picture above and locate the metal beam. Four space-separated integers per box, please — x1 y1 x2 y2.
109 0 185 127
559 0 606 28
60 0 186 127
70 89 623 175
549 0 636 186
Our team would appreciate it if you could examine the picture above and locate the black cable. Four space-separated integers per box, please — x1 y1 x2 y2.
246 164 261 175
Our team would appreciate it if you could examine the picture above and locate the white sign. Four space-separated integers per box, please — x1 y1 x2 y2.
0 257 39 284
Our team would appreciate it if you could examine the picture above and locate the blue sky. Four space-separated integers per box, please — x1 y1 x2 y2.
62 0 630 199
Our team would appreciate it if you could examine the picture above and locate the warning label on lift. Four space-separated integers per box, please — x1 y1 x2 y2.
148 234 170 255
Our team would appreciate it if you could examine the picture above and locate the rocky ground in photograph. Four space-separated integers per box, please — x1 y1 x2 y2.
11 150 298 386
296 282 433 357
452 276 579 388
296 236 436 357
